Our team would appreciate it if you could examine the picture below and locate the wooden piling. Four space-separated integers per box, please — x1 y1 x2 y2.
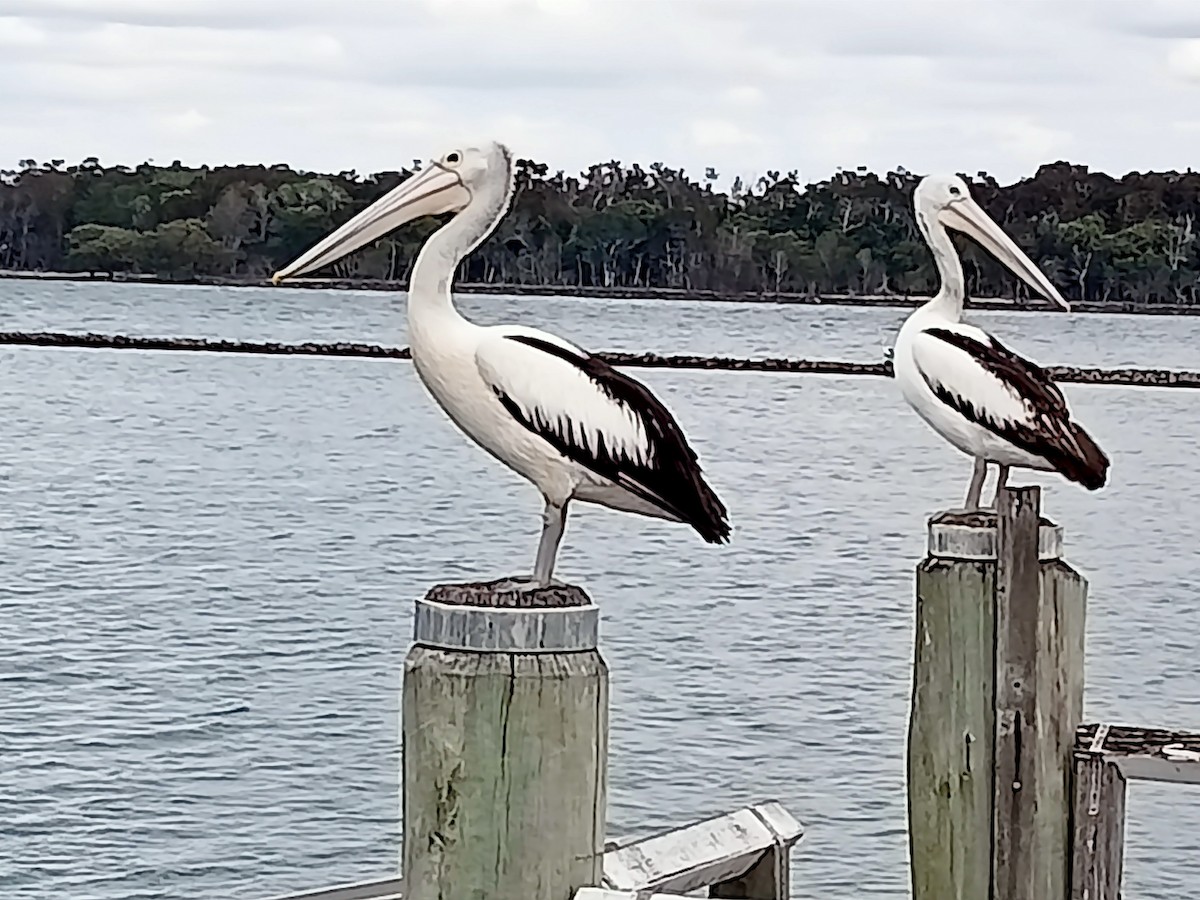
1070 748 1126 899
401 579 609 900
907 486 1087 900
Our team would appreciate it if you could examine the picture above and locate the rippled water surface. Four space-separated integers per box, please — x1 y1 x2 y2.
3 281 1199 899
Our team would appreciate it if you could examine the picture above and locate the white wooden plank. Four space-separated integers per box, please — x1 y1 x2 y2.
576 891 689 900
750 801 805 843
602 802 804 894
1112 753 1200 786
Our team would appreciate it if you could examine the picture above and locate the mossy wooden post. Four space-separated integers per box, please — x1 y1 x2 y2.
907 486 1087 900
401 579 608 900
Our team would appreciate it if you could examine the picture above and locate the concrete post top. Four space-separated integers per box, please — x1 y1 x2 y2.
413 579 600 653
927 510 1064 561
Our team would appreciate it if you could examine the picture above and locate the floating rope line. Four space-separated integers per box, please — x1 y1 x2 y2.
3 330 1198 389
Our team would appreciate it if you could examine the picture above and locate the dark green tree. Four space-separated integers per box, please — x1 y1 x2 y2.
1 155 1198 305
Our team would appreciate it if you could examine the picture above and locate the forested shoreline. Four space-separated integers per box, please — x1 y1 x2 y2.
2 156 1199 307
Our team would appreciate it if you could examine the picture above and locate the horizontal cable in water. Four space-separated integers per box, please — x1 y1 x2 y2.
1 331 1197 389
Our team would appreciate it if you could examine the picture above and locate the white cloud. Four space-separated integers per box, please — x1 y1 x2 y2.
1167 39 1200 80
804 112 875 170
986 116 1072 167
718 86 766 108
1084 0 1200 38
0 16 45 45
690 119 761 149
0 0 1194 185
158 109 212 134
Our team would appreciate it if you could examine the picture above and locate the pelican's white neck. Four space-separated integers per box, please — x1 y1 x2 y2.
407 163 515 328
916 207 965 322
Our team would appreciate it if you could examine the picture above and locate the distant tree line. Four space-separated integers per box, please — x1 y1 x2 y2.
1 155 1198 305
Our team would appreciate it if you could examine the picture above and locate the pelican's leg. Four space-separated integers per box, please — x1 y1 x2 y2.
964 457 987 512
991 464 1010 508
532 500 568 587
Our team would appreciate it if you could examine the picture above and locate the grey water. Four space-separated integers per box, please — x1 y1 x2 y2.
2 280 1199 900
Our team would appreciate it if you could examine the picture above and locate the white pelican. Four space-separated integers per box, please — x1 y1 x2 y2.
893 174 1110 511
271 141 730 587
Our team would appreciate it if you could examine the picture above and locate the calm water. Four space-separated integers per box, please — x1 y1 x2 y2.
2 281 1199 900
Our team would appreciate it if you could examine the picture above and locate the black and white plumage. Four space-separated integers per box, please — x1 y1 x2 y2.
894 174 1110 510
918 327 1107 491
486 333 729 543
272 140 729 586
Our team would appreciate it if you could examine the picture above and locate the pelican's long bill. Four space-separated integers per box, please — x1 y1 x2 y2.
271 165 472 284
939 197 1070 312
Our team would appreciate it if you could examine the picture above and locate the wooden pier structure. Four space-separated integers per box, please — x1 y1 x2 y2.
252 486 1198 900
259 576 805 900
908 485 1200 900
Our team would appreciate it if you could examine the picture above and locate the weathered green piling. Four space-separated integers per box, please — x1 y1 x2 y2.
907 486 1087 900
401 579 608 900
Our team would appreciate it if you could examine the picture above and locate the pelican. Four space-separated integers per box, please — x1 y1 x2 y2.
893 174 1110 511
271 141 730 587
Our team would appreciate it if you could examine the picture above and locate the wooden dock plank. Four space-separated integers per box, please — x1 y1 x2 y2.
602 801 803 896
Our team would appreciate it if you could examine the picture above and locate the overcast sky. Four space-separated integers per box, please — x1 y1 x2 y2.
2 0 1199 187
